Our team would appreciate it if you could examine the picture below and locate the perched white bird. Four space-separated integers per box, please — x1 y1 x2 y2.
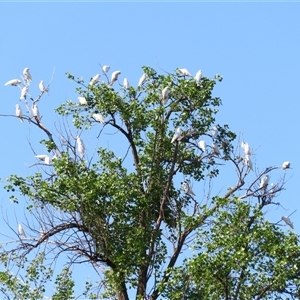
110 70 121 85
260 174 269 189
138 73 147 87
35 154 51 165
178 68 192 76
181 180 196 196
18 224 26 238
211 142 220 156
39 80 49 93
92 113 105 124
89 74 100 86
281 216 294 229
20 86 28 100
78 96 87 105
161 86 169 105
23 67 32 82
4 79 21 86
102 65 110 73
15 104 23 122
76 136 85 158
171 127 182 143
194 70 202 83
282 161 290 170
198 140 206 152
241 141 251 155
123 78 130 89
211 126 218 139
244 154 253 171
32 104 41 121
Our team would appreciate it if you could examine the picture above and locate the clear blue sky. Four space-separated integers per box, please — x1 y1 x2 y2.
1 2 300 299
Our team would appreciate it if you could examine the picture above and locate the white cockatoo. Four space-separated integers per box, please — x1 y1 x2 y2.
18 224 26 238
171 127 182 143
178 68 192 76
92 113 105 124
89 74 100 86
39 80 49 93
20 86 28 100
78 96 87 105
15 104 23 122
4 79 21 86
110 70 121 85
260 174 269 189
181 180 196 196
123 78 130 88
76 136 85 158
35 154 51 165
138 73 147 87
211 126 218 139
194 70 202 83
23 67 32 82
161 86 169 105
244 154 253 171
32 104 40 121
241 141 251 155
211 142 220 156
198 140 206 152
281 216 294 229
282 161 290 170
102 65 110 73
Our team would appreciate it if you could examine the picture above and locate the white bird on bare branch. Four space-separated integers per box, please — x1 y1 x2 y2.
123 78 130 89
282 161 290 170
260 174 269 189
102 65 110 73
76 136 85 158
178 68 192 76
194 70 202 83
35 154 51 165
198 140 206 153
281 216 294 229
20 86 28 100
244 154 253 171
23 67 32 83
18 224 26 238
181 180 196 196
212 142 220 156
4 79 21 86
15 104 23 122
241 141 251 155
171 127 182 143
161 86 169 105
110 70 121 86
92 113 105 124
32 104 41 121
138 73 147 87
39 80 49 93
78 96 87 105
89 74 100 86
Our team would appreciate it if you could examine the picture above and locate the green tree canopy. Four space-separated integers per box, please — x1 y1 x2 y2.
0 66 299 299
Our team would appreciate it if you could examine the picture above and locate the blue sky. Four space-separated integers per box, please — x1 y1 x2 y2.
1 2 300 299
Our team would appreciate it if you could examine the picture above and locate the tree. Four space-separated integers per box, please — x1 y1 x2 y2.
1 65 299 299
